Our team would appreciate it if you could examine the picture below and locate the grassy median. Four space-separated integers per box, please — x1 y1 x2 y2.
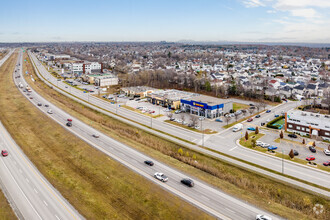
1 52 213 219
0 186 17 219
26 52 330 219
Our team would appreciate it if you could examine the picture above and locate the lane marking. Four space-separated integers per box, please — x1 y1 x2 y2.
229 146 238 151
225 207 236 213
55 215 61 220
26 178 29 183
34 188 38 194
43 200 48 206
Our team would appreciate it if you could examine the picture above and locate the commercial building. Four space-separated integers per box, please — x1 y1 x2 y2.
70 61 103 74
285 110 330 141
121 86 155 98
181 95 233 118
83 74 118 86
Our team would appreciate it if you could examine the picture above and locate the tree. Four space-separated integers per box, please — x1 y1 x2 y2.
185 151 190 157
302 139 305 144
167 112 173 120
255 126 259 134
234 113 239 122
313 141 316 147
190 115 199 127
178 148 183 156
192 154 197 160
251 139 256 148
248 108 254 115
280 130 284 139
225 116 231 125
180 114 186 124
242 109 247 117
260 99 267 110
245 131 249 140
289 149 295 159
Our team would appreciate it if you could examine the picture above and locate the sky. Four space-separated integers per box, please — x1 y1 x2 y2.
0 0 330 43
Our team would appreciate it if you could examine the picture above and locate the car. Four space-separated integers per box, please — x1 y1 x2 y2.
309 146 316 153
247 127 256 131
93 134 100 138
47 109 53 114
323 160 330 166
181 178 194 187
57 79 61 81
169 118 175 121
229 113 235 118
215 118 223 122
1 150 8 157
256 214 272 220
266 119 271 122
261 143 270 148
199 117 205 121
306 155 315 161
29 97 33 99
324 149 330 156
249 103 254 106
288 133 297 138
37 102 42 106
194 126 200 129
154 172 168 182
175 110 180 114
66 122 72 127
268 146 278 150
274 114 279 117
129 97 134 100
255 114 261 118
176 119 182 123
266 110 271 113
45 104 49 107
247 118 253 122
67 118 72 122
65 86 68 88
293 150 299 156
135 98 141 101
256 141 263 146
149 110 155 114
144 160 154 166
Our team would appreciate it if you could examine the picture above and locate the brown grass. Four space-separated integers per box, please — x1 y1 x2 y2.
0 184 17 219
26 51 330 219
0 51 213 219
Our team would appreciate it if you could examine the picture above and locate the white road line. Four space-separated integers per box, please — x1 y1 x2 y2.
225 207 236 213
0 160 42 220
229 146 238 151
34 188 38 194
55 214 61 220
26 178 29 183
43 200 48 206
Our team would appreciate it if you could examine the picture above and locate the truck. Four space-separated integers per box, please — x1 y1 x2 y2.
232 123 243 132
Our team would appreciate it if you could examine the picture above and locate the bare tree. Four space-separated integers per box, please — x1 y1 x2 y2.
248 108 254 115
190 115 199 127
167 112 173 120
260 100 267 110
224 116 231 125
234 113 239 122
180 114 186 124
242 109 247 117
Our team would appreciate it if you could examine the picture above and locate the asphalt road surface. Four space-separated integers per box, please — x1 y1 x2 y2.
28 51 330 193
0 50 83 220
18 51 283 219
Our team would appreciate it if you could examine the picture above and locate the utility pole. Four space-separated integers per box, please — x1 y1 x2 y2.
201 119 204 147
150 113 152 128
115 96 118 114
282 149 284 174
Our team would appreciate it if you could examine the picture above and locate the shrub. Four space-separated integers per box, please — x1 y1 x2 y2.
289 149 294 159
178 148 183 156
245 131 249 140
255 126 259 134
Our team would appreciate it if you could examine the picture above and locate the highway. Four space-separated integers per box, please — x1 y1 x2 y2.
16 52 282 219
0 51 83 219
28 51 330 192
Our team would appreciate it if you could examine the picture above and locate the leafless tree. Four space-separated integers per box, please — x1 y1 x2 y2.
234 113 239 122
248 108 254 115
180 114 186 124
242 109 247 117
190 115 199 127
224 116 231 125
260 100 267 110
167 112 173 120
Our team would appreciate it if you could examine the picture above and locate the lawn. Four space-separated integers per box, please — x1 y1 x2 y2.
0 51 213 220
223 110 264 129
165 120 217 134
27 51 330 220
233 102 249 111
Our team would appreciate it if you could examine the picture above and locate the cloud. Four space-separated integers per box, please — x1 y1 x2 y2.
266 10 276 13
243 0 265 8
274 0 330 10
290 8 318 18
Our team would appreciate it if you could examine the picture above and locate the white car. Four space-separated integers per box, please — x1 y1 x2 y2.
261 143 270 148
266 119 271 122
47 109 53 114
154 172 168 182
256 214 272 220
324 149 330 156
194 126 200 129
93 134 100 138
176 119 182 123
199 117 205 121
256 141 263 146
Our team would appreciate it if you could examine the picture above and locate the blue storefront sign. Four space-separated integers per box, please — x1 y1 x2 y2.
181 99 224 110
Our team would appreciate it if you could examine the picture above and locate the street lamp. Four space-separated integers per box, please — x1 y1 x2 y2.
150 113 153 128
201 119 204 147
282 149 284 174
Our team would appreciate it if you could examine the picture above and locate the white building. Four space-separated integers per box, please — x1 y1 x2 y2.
70 62 102 74
92 74 118 87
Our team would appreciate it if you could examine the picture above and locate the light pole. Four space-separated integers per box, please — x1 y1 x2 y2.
150 113 153 128
115 96 118 114
201 119 204 147
282 149 284 174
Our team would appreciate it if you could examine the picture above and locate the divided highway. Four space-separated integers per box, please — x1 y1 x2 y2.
0 51 83 219
28 51 330 192
18 52 281 219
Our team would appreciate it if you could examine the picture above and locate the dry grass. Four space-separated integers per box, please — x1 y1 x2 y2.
0 185 17 219
165 120 217 134
233 102 249 111
0 51 213 219
27 52 330 220
223 111 264 129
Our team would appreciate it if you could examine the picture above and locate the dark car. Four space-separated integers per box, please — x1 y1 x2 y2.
169 118 175 121
266 110 271 113
45 104 49 107
66 122 72 127
37 102 42 106
181 178 194 187
255 114 261 118
323 160 330 166
1 150 8 157
293 150 299 156
288 134 297 138
144 160 154 166
247 118 253 122
309 146 316 153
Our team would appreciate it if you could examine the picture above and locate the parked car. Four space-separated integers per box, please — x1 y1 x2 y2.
1 150 8 157
180 178 194 187
255 115 261 118
306 155 315 161
169 118 175 121
92 134 100 138
324 149 330 156
268 146 278 150
256 214 272 220
129 97 134 100
175 110 180 114
323 160 330 166
135 98 141 101
261 143 270 148
249 103 254 106
274 114 279 117
215 118 223 122
256 141 263 146
67 118 72 122
266 110 271 113
288 133 297 138
247 127 256 131
309 146 316 153
293 150 299 156
247 118 253 122
199 117 205 121
176 119 182 123
194 126 200 129
144 160 154 166
154 172 168 182
47 109 53 114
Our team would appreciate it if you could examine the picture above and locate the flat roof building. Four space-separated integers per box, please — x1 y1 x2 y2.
285 110 330 141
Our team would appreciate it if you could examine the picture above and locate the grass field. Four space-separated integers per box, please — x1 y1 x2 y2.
26 51 330 219
0 51 213 219
165 120 217 134
223 111 264 129
0 184 17 220
233 102 249 111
